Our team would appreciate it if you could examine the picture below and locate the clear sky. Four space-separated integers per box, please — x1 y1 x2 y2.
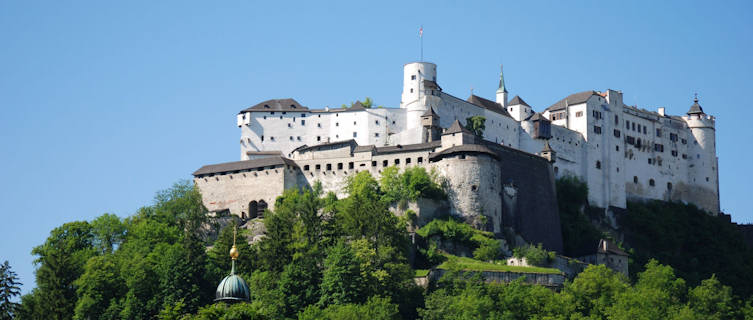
1 0 751 294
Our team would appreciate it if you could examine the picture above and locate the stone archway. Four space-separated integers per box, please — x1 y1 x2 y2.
249 201 258 219
257 200 268 218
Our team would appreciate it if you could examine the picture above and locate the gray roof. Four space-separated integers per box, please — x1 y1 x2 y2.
423 79 441 90
429 144 499 161
597 239 628 256
545 91 598 112
467 94 512 117
508 95 530 107
528 112 548 122
245 151 283 156
294 139 357 153
374 141 441 155
193 156 297 176
542 140 554 152
422 107 439 118
687 97 704 115
240 98 308 113
445 120 472 135
348 101 367 111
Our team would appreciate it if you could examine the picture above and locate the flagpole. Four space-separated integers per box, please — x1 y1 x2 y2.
420 25 423 62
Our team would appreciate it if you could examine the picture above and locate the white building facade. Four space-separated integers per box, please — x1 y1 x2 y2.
234 62 720 214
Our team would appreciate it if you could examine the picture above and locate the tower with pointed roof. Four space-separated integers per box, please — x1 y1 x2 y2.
683 95 719 213
495 65 508 108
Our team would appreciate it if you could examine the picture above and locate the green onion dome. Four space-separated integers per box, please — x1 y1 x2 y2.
214 239 250 303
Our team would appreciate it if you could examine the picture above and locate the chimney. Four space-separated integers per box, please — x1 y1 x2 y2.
658 107 665 117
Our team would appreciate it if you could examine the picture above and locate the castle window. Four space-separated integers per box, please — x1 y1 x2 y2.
670 133 678 142
411 75 416 80
280 116 283 119
681 138 687 144
596 161 601 169
682 154 688 159
614 129 621 138
318 114 321 118
671 150 678 157
643 126 647 134
634 176 638 184
263 116 267 119
372 161 377 167
615 115 619 125
459 154 466 160
353 121 356 125
315 164 321 170
336 122 339 126
649 179 655 187
383 160 388 167
632 122 635 131
616 145 619 151
576 111 583 117
353 132 357 138
301 113 306 117
410 88 414 93
375 120 379 125
317 136 321 141
289 136 293 141
261 135 264 142
406 158 411 164
648 158 653 164
626 136 635 145
301 120 305 126
288 123 292 127
417 157 423 163
706 177 710 182
593 126 602 134
326 164 332 171
667 182 672 190
297 136 301 141
304 165 310 171
471 185 477 191
656 128 662 137
626 120 630 129
337 163 343 170
392 120 396 124
349 162 354 169
271 111 275 114
270 136 275 141
375 133 380 137
654 143 664 152
394 158 400 165
554 166 559 175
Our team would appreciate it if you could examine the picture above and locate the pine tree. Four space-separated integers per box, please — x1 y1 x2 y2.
0 261 22 320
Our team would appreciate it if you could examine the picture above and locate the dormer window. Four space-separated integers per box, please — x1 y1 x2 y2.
264 104 270 108
290 104 296 108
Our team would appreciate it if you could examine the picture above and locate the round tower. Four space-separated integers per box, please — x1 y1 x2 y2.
683 95 719 213
401 62 437 144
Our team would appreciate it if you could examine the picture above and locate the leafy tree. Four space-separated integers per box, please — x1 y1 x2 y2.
0 261 22 320
687 275 739 320
465 116 486 136
607 260 688 319
562 264 629 318
90 213 126 254
318 242 367 307
299 296 399 320
555 176 602 256
73 255 125 320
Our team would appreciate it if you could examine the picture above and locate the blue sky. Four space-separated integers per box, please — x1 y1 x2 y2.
1 0 751 293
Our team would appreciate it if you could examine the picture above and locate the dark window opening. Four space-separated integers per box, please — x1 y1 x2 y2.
348 162 354 169
326 164 332 171
417 157 423 163
634 176 638 183
383 160 388 167
649 179 655 187
303 165 310 171
337 163 343 170
406 158 411 164
394 158 400 165
371 161 377 167
596 161 601 169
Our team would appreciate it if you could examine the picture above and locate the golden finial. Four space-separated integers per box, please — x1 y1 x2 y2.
229 224 239 260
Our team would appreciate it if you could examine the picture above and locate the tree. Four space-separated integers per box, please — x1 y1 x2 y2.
562 264 629 318
91 213 126 254
465 116 486 136
30 221 96 320
73 255 124 320
0 261 22 320
607 260 688 319
318 242 366 307
687 275 739 320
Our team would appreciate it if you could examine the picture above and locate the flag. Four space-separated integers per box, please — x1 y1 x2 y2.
419 27 423 37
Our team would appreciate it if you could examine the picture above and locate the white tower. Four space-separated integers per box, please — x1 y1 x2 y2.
401 62 437 144
684 95 719 213
495 65 508 108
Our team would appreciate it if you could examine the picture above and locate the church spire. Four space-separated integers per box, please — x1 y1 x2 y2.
497 64 508 94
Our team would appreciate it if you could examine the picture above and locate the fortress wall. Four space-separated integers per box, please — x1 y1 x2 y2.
494 147 564 253
194 164 295 217
430 154 503 233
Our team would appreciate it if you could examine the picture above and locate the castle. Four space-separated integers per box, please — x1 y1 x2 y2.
193 61 720 252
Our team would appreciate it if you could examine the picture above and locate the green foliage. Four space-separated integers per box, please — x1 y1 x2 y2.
318 242 367 307
416 218 503 262
437 255 561 274
620 199 753 297
379 166 445 205
299 296 399 320
465 115 486 136
556 176 603 256
185 302 268 320
512 243 556 267
0 261 22 320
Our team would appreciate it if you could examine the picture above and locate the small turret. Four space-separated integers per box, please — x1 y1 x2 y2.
540 140 556 163
495 65 508 108
421 107 441 142
687 94 705 116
